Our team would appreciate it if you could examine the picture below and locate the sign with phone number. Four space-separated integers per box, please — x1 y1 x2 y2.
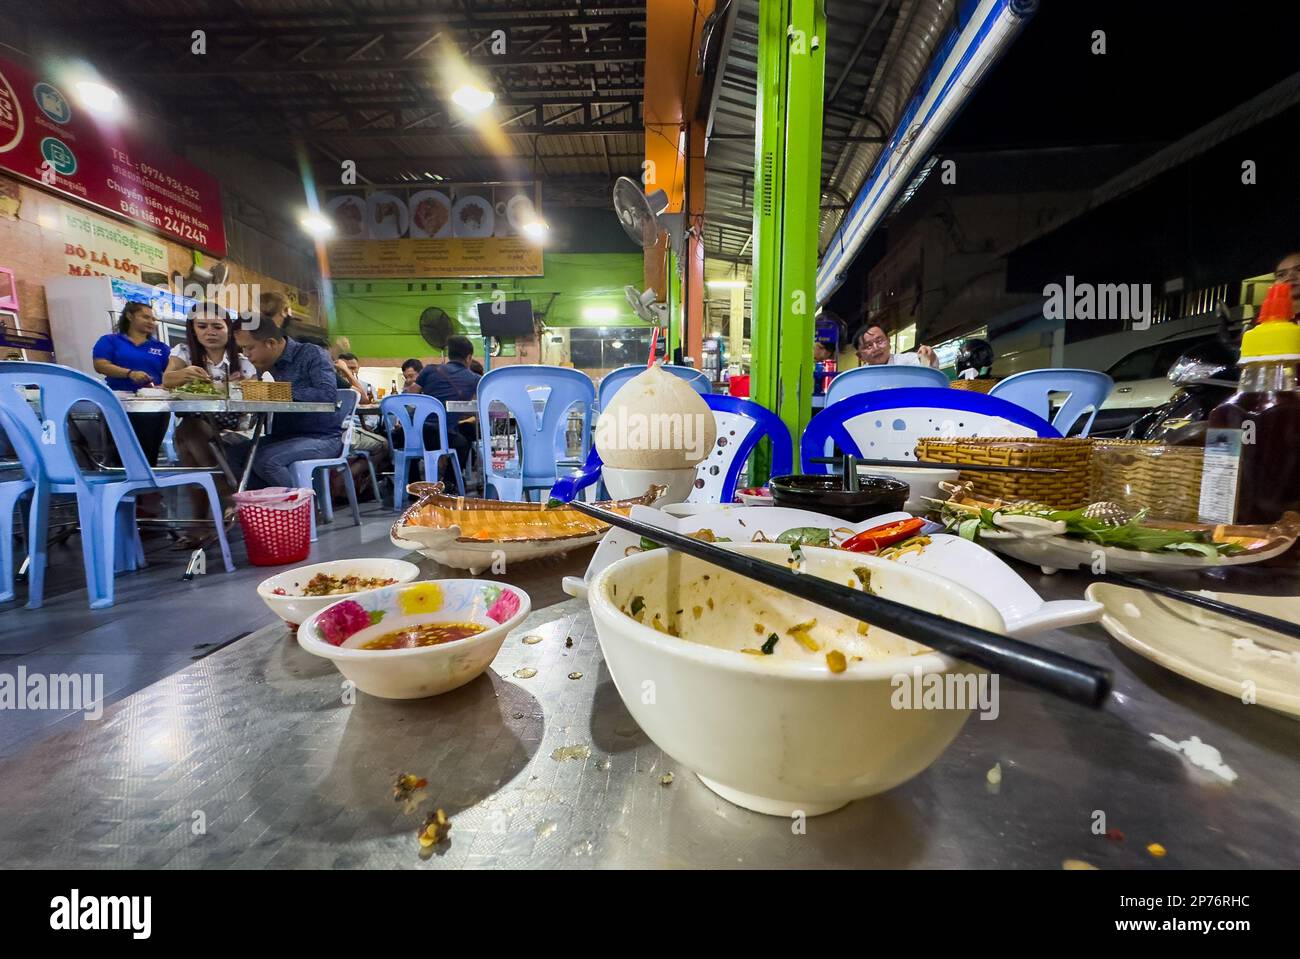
0 55 226 256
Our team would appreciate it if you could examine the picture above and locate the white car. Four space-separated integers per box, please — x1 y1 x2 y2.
1090 332 1218 436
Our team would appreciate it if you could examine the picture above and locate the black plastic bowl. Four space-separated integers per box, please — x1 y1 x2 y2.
768 473 910 524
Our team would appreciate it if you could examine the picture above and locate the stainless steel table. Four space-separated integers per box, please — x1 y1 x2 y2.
0 566 1296 869
119 396 336 492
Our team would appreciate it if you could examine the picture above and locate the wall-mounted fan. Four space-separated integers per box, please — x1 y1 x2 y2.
419 306 459 352
625 285 668 325
612 176 686 259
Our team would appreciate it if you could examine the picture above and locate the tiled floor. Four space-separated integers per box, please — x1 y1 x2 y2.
0 500 589 758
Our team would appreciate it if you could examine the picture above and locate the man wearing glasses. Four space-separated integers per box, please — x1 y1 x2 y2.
853 324 940 368
1275 252 1300 316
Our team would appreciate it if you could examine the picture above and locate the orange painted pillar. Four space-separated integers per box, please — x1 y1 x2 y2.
643 0 715 364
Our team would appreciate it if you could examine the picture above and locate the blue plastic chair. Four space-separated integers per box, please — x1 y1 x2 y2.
0 362 234 610
550 394 793 505
478 366 595 502
381 393 465 511
801 387 1061 473
160 413 180 465
0 412 35 604
289 389 362 542
597 364 712 412
824 364 949 407
988 369 1114 437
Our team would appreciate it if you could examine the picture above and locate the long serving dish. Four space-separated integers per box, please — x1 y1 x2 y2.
390 481 665 573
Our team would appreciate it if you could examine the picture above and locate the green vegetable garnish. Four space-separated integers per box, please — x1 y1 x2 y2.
545 497 564 509
853 566 874 593
629 595 645 617
761 633 779 655
775 526 831 548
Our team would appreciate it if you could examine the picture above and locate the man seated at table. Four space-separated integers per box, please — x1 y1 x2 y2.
854 324 940 368
413 334 481 483
227 315 344 489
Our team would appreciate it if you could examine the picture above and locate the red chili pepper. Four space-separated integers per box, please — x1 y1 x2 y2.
840 518 926 553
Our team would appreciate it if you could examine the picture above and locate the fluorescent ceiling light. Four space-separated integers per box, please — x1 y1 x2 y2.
707 279 747 290
299 212 335 238
451 84 495 113
74 80 121 118
583 306 618 321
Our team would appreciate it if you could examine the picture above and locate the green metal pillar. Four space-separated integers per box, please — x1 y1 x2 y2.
751 0 825 476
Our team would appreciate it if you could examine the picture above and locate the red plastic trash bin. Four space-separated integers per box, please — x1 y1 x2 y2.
233 487 314 566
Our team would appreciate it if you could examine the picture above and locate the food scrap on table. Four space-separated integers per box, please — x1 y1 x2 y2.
418 809 452 849
1147 842 1167 858
660 772 674 786
1062 859 1099 870
1150 733 1239 783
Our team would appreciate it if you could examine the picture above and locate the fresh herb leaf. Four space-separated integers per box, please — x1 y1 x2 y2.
775 526 832 547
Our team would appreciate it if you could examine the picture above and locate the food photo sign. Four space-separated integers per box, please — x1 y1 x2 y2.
323 181 543 278
0 55 227 256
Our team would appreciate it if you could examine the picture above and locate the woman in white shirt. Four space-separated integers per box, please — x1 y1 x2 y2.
162 302 258 546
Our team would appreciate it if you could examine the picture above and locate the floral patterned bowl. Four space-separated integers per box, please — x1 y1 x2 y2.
296 580 531 699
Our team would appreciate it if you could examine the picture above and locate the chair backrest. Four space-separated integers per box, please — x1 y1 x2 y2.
686 395 793 504
0 362 154 486
824 364 949 407
801 387 1061 473
477 365 595 490
597 364 712 412
988 369 1114 437
337 389 359 454
380 393 451 455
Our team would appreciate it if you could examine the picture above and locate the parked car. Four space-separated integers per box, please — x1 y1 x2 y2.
1087 332 1220 436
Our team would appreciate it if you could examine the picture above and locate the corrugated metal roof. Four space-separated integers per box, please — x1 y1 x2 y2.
704 0 903 275
16 0 647 196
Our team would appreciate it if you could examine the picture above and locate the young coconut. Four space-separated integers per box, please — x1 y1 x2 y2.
595 363 717 470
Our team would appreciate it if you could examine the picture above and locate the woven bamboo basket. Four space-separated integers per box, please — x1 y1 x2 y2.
915 436 1093 510
1088 440 1205 522
238 380 293 402
947 377 1000 394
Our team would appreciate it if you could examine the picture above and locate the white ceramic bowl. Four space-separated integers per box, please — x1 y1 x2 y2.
297 579 531 699
589 542 1005 816
857 465 960 512
602 465 697 505
257 558 421 626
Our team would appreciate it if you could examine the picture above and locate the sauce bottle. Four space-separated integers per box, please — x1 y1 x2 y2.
1198 283 1300 525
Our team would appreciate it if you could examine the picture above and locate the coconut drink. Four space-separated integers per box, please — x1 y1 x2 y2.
595 363 716 504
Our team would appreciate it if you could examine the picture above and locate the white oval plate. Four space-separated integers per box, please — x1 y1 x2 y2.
1087 583 1300 718
451 195 494 238
366 192 409 239
325 194 367 238
408 189 451 238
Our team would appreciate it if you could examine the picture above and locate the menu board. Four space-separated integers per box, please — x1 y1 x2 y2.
0 55 227 255
60 206 169 281
323 181 543 278
327 236 543 278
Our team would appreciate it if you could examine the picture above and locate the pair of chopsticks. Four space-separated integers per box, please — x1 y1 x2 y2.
572 501 1112 708
1096 570 1300 643
811 456 1066 475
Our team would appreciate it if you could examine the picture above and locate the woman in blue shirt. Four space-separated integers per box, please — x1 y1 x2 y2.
91 301 172 466
92 301 170 390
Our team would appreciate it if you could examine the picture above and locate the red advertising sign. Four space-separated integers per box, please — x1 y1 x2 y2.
0 55 226 256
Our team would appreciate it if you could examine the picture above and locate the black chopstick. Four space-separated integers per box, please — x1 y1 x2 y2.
811 456 1065 475
573 502 1112 708
1097 570 1300 643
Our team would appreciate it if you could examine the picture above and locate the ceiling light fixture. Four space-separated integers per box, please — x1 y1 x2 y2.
74 80 121 118
299 212 335 238
451 84 495 113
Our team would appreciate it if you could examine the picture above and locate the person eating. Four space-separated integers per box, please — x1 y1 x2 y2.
161 302 258 545
853 324 940 368
228 314 344 489
401 358 423 393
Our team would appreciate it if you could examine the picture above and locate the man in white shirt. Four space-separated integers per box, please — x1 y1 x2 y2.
853 324 940 368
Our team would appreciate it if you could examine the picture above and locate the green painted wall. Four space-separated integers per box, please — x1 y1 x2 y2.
330 251 647 360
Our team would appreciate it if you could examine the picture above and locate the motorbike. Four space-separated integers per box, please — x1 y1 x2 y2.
1125 307 1241 445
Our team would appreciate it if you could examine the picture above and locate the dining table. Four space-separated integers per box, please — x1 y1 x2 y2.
0 556 1294 869
118 395 337 492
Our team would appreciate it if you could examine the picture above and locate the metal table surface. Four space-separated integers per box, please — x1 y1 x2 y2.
118 398 336 414
0 564 1296 869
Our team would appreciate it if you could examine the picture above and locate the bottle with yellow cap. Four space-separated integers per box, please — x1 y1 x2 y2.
1198 282 1300 525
